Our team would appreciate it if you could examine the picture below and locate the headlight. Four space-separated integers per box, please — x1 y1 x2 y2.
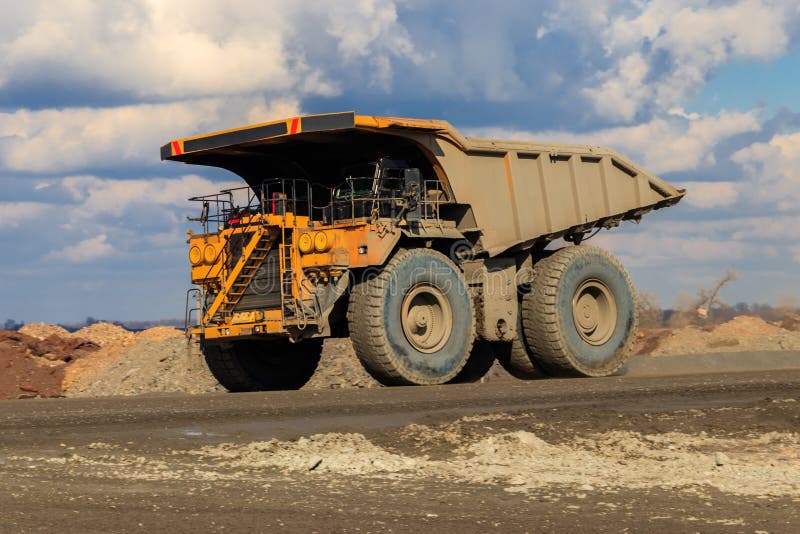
313 231 330 252
298 233 314 254
203 244 217 264
189 246 202 266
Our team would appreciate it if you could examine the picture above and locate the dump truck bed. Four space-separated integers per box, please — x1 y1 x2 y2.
163 112 685 256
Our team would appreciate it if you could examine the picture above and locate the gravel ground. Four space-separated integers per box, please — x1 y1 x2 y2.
1 371 798 532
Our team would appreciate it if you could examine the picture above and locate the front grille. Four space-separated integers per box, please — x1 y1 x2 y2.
234 248 281 311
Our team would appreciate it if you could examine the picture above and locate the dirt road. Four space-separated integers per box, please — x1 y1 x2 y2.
1 368 798 532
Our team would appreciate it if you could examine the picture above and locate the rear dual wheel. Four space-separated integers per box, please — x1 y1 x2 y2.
496 304 545 379
520 246 637 377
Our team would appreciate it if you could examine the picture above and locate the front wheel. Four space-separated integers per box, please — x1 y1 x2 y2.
521 246 637 377
347 248 476 386
202 339 322 392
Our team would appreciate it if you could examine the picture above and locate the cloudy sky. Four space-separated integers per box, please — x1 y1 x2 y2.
2 0 799 323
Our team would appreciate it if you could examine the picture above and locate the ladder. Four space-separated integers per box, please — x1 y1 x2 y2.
204 226 273 323
278 225 303 326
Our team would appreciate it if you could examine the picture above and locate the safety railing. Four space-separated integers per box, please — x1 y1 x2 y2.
187 179 313 324
184 288 202 336
311 177 448 228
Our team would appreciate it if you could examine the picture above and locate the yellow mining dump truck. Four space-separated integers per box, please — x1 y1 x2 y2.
162 112 684 390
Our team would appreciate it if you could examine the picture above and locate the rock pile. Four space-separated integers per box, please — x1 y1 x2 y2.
18 323 70 340
635 315 800 355
65 338 223 397
71 322 136 347
135 326 184 341
779 313 800 332
19 321 136 347
0 331 98 399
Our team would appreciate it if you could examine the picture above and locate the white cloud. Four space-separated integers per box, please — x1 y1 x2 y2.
589 212 800 278
678 181 738 208
0 96 300 173
0 201 49 228
607 214 800 242
543 0 799 121
466 108 760 174
30 174 242 262
792 245 800 264
48 234 114 263
582 53 650 122
732 131 800 211
325 0 422 89
593 232 746 268
59 174 242 221
0 0 420 100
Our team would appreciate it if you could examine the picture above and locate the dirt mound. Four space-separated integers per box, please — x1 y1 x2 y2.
636 315 800 355
779 313 800 332
64 337 380 397
65 338 222 397
72 322 135 347
0 331 99 399
20 321 137 347
135 326 184 341
18 323 70 340
305 339 380 389
712 315 784 338
193 433 422 475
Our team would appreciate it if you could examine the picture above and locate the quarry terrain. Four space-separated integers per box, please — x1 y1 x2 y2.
0 371 797 532
0 317 798 531
0 314 799 399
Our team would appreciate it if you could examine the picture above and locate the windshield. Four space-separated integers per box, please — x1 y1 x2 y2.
334 177 374 200
341 163 377 180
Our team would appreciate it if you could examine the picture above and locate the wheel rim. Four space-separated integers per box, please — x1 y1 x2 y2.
571 279 617 346
401 283 453 353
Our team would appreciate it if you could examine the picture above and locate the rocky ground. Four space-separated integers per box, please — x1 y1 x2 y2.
1 314 799 399
1 371 798 532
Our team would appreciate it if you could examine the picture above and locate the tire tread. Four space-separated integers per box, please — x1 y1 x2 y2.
521 245 637 377
348 248 475 385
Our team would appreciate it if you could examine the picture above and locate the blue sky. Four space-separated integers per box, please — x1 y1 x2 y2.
1 0 800 323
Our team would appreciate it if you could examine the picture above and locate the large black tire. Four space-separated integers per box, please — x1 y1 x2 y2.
496 311 545 380
450 340 496 383
522 246 637 377
347 248 475 386
496 262 545 380
202 339 322 392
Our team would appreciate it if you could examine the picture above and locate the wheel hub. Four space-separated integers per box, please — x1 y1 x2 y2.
572 279 617 346
401 284 453 353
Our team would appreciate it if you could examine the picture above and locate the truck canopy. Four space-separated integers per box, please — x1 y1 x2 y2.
163 111 685 256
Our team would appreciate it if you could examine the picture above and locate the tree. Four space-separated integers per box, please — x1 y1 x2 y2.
4 319 24 331
636 291 663 328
